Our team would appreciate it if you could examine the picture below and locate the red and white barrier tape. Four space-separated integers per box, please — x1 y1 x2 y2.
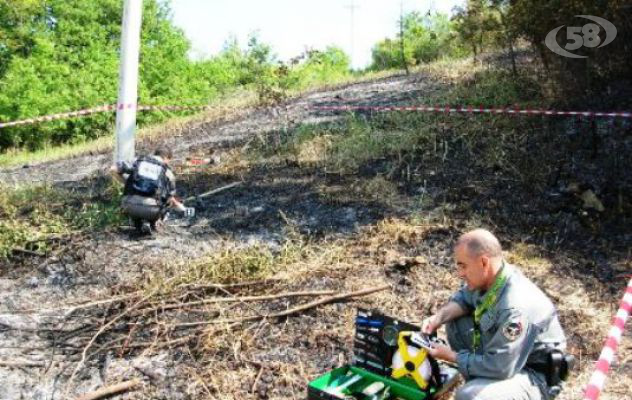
0 103 212 128
1 103 631 129
0 104 115 128
583 277 632 400
310 104 632 119
137 104 212 112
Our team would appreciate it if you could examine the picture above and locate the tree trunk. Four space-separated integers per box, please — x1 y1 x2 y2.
508 36 517 77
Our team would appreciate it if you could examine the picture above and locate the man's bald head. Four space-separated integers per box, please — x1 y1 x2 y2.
455 229 503 260
453 229 504 290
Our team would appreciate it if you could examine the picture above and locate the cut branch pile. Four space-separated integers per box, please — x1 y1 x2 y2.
38 278 389 393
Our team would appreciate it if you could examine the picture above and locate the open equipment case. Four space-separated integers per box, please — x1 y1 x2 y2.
307 309 460 400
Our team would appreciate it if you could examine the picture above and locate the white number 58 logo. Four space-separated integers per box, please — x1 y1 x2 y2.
545 15 617 58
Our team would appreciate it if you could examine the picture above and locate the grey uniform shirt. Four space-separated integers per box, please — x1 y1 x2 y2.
450 263 566 381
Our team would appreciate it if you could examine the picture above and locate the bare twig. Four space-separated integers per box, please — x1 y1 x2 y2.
251 366 264 393
65 279 172 395
0 360 46 368
184 181 242 203
11 247 46 257
141 290 336 314
179 278 283 291
176 284 390 327
74 379 141 400
7 293 138 315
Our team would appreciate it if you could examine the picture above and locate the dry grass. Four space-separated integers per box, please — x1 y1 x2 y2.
417 57 482 84
24 195 628 399
295 135 333 165
155 216 629 400
316 176 408 211
506 243 631 399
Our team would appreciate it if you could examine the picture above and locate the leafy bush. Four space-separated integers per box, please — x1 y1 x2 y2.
0 177 123 259
371 12 467 70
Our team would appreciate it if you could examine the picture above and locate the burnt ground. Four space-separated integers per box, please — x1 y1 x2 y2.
0 69 631 400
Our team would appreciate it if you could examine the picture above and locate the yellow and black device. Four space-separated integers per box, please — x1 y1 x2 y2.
391 331 433 389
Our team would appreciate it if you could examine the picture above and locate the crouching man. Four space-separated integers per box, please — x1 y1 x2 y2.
422 229 573 400
110 146 194 234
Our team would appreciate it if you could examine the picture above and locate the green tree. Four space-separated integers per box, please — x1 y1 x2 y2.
0 0 202 149
371 12 464 70
452 0 499 60
0 0 46 77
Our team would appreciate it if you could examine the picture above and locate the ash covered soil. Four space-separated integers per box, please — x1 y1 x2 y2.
1 72 630 400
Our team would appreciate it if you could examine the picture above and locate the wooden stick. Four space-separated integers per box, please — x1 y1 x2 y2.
141 290 336 314
74 379 141 400
9 293 138 315
175 284 390 327
184 181 241 203
66 278 174 394
251 366 264 393
180 278 283 291
11 248 46 257
0 360 46 368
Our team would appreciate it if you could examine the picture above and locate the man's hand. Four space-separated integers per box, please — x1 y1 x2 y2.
422 314 442 335
422 302 467 334
426 343 457 364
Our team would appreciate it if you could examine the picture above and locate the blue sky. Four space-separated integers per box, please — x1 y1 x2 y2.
169 0 464 69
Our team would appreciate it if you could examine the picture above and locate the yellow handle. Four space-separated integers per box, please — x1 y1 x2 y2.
391 331 430 389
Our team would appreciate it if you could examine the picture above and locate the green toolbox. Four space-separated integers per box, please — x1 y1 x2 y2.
307 309 460 400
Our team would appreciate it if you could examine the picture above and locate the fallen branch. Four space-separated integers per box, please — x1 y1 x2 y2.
65 278 174 395
0 360 46 368
179 278 283 291
11 247 46 257
7 292 139 315
184 181 241 203
74 379 141 400
176 284 390 327
251 365 264 394
141 289 336 314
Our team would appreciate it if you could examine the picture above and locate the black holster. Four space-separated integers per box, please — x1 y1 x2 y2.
528 349 575 397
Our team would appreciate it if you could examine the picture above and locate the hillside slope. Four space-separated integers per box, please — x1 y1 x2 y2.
1 67 630 400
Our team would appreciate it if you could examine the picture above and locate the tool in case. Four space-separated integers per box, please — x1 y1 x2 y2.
307 309 460 400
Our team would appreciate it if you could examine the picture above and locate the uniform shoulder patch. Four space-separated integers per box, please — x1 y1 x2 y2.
502 320 523 341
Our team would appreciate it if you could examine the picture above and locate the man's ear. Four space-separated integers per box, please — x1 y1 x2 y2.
480 254 490 270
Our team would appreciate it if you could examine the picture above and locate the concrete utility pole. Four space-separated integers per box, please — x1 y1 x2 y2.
344 1 359 68
114 0 143 163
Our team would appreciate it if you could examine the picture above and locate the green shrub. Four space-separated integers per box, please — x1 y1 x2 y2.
0 1 352 151
0 179 123 260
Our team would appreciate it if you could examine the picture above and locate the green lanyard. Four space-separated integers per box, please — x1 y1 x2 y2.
472 265 508 351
